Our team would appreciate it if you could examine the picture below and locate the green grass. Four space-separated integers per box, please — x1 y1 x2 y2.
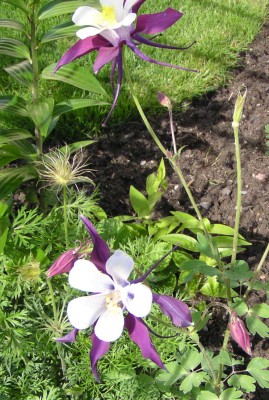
0 0 268 137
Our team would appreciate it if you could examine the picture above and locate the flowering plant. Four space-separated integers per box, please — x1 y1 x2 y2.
55 0 197 124
48 216 192 380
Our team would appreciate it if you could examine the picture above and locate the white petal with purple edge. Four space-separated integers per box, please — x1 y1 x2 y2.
94 309 124 341
69 259 114 293
121 13 137 26
124 283 152 317
106 250 134 286
67 294 107 329
124 0 138 15
73 7 100 26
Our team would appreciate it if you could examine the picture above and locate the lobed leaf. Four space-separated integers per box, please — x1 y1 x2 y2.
247 357 269 388
228 374 256 393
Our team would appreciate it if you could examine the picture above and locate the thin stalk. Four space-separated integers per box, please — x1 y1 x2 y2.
47 279 66 374
63 186 69 249
231 123 242 266
217 327 231 386
244 242 269 299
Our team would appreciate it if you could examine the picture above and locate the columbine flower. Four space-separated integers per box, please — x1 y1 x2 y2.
55 0 197 125
53 216 193 380
229 311 252 356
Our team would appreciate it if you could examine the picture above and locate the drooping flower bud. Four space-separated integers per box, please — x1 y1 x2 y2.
232 89 247 128
47 249 80 278
157 92 172 109
229 311 252 355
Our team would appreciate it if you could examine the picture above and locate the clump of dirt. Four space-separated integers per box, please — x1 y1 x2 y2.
89 21 269 399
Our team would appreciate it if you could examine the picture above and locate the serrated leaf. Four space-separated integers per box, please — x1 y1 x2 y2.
0 166 37 199
0 129 32 144
180 371 208 394
4 60 33 87
250 303 269 318
38 0 98 19
53 98 108 117
200 276 237 298
246 315 269 338
228 374 256 393
0 38 31 60
2 0 28 13
40 21 78 43
0 95 29 117
0 19 27 33
42 63 108 97
27 99 54 139
160 233 199 252
129 185 150 218
220 388 243 399
247 357 269 388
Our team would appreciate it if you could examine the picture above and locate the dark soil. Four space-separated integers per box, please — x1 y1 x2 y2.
89 21 269 399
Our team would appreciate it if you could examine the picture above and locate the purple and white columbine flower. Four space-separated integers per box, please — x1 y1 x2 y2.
55 0 197 125
52 216 192 380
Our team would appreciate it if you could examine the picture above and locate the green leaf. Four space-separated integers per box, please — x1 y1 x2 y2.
200 276 237 298
38 0 98 19
214 236 251 248
219 388 243 399
180 348 203 371
129 185 150 218
0 38 31 60
247 357 269 388
228 374 256 393
232 298 248 316
59 140 96 154
0 166 37 199
27 99 54 139
40 21 78 43
181 260 221 278
197 392 218 400
0 129 32 144
53 98 108 117
0 95 29 117
180 372 208 394
197 233 219 260
4 60 33 87
2 0 28 13
0 141 36 167
156 362 187 390
160 233 199 252
0 19 27 33
0 197 12 218
246 315 269 338
173 211 200 229
250 303 269 318
0 216 10 254
41 63 108 97
225 261 253 286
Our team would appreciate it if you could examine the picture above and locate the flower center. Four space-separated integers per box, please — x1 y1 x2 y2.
101 6 117 24
105 290 122 313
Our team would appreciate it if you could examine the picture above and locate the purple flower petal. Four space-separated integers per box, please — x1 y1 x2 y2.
132 0 147 14
90 333 110 381
93 46 120 73
56 328 79 343
135 8 183 35
153 294 192 327
55 36 110 71
47 249 79 277
229 312 252 356
133 33 195 51
81 216 110 272
102 50 123 127
125 313 165 369
126 40 199 73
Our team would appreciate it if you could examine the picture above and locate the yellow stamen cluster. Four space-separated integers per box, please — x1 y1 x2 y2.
101 6 117 24
105 290 122 313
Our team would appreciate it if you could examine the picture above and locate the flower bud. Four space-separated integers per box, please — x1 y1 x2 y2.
229 311 252 355
232 89 247 128
47 249 80 278
157 92 172 109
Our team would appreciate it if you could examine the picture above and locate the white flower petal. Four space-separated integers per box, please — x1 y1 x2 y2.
123 283 152 317
100 0 124 22
94 309 124 341
67 294 106 329
121 12 136 26
106 250 134 286
69 259 114 293
123 0 138 14
73 6 101 26
76 27 101 39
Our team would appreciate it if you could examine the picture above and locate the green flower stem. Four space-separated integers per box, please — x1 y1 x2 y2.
63 186 69 249
47 278 66 375
217 327 231 385
243 242 269 300
231 122 242 266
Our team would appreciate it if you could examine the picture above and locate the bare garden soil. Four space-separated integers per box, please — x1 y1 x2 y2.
89 21 269 399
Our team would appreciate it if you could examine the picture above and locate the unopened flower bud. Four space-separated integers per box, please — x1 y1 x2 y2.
157 92 172 109
229 311 252 355
232 89 247 128
47 249 80 278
